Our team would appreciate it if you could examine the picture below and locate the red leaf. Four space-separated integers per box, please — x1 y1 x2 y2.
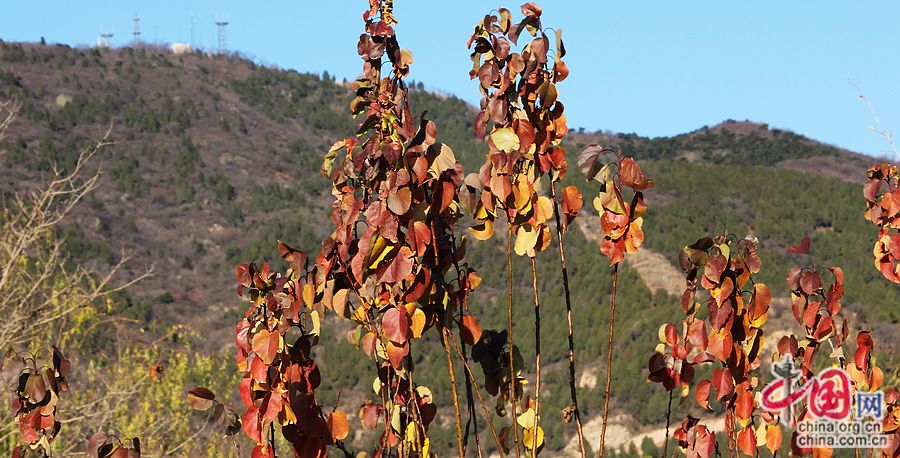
799 269 822 294
712 367 734 401
737 427 757 456
88 431 109 458
735 389 754 421
694 382 712 411
277 240 307 271
239 377 253 407
855 331 874 372
460 315 483 345
619 157 653 191
786 236 811 254
382 307 409 343
359 402 381 430
377 246 414 283
242 405 261 443
262 392 283 422
387 187 411 215
386 340 409 369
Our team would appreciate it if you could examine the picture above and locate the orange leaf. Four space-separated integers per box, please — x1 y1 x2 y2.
765 425 782 454
737 427 757 456
251 329 281 365
328 411 350 441
460 315 483 345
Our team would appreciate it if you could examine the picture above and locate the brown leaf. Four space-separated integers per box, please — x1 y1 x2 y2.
521 2 542 18
187 387 216 411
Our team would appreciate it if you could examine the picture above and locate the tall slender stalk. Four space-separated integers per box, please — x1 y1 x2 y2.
549 180 586 458
507 225 521 458
598 264 619 458
448 224 482 458
662 389 673 458
441 327 465 458
530 256 542 458
447 331 505 457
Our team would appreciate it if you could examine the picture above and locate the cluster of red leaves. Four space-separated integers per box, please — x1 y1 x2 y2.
465 2 581 259
864 163 900 283
672 416 717 458
773 237 900 456
232 254 349 457
782 264 850 379
577 147 653 265
650 233 777 457
5 347 69 456
316 0 484 455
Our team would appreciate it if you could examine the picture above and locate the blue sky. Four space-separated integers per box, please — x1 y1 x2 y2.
2 1 899 157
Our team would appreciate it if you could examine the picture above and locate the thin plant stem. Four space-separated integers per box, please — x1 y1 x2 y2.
446 331 505 456
507 224 521 458
549 180 586 458
662 389 674 458
441 326 465 458
530 256 542 458
598 263 619 458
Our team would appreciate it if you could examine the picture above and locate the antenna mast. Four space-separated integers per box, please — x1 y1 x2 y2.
99 28 114 48
215 14 228 54
133 15 141 45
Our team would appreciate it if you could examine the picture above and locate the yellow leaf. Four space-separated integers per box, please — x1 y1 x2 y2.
302 283 315 307
310 310 321 336
405 422 417 444
719 243 731 260
516 408 536 429
491 127 520 152
535 196 553 225
365 235 395 270
410 308 426 338
469 219 494 241
372 376 382 395
514 225 539 257
523 426 544 451
391 405 403 433
513 177 532 210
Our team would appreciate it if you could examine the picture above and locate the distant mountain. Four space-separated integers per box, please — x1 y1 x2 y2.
1 41 895 453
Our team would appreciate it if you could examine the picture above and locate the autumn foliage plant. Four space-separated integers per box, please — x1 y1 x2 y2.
464 2 586 456
865 163 900 284
576 145 653 457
